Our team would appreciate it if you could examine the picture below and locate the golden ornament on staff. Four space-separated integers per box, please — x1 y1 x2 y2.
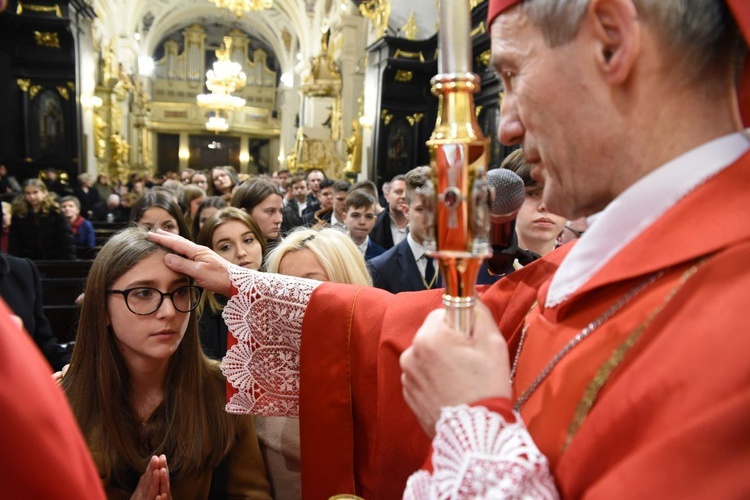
425 0 491 336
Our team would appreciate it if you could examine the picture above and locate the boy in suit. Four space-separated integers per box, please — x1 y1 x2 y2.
344 189 385 262
370 167 439 293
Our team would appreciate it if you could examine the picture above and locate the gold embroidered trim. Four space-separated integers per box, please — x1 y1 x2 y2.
562 258 708 452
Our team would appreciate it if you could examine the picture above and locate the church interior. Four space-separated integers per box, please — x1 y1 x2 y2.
0 0 510 186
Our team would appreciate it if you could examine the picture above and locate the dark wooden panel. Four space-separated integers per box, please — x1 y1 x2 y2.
157 133 180 173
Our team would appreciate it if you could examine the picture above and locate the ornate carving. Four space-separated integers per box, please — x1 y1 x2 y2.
394 70 413 82
381 109 393 126
476 49 491 68
29 85 42 100
406 112 424 126
359 0 391 39
56 86 69 100
343 118 362 177
17 79 31 92
300 27 342 97
281 28 292 52
401 11 418 40
110 133 130 165
394 49 425 62
343 95 365 177
93 113 107 159
33 31 60 48
16 2 62 17
102 38 117 85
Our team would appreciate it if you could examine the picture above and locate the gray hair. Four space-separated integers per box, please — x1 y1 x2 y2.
523 0 744 85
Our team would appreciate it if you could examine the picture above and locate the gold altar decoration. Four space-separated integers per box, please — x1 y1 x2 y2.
16 79 31 92
401 12 418 40
406 112 424 126
94 113 107 159
33 31 60 48
110 133 130 165
343 96 365 178
16 2 62 17
358 0 391 39
210 0 272 18
300 27 341 98
292 129 343 179
343 118 362 178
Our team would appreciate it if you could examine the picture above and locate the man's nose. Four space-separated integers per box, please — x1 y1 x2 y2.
498 93 524 146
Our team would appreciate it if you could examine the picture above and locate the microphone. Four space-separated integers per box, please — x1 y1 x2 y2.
486 168 525 275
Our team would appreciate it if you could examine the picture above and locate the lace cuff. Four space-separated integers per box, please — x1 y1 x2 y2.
220 265 321 416
404 405 558 499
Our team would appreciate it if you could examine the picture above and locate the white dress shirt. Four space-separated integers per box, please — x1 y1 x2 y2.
547 131 750 307
407 233 430 278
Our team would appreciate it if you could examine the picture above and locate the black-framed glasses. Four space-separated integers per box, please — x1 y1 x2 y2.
106 286 202 315
564 224 585 238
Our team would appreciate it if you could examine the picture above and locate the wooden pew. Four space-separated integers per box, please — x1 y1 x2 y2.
44 305 80 344
36 260 92 345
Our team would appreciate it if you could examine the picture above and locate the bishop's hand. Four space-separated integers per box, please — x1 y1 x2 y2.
399 302 513 438
147 229 233 297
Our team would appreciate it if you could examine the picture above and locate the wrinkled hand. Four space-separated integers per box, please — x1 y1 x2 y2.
131 455 171 500
147 229 233 296
400 302 512 438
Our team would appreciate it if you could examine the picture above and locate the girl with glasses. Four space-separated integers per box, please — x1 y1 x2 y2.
60 227 271 498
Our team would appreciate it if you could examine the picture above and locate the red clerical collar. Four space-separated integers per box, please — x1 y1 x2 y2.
487 0 750 125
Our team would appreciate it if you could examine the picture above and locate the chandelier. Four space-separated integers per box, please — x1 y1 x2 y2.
206 112 230 133
211 0 272 18
197 37 247 112
197 93 245 111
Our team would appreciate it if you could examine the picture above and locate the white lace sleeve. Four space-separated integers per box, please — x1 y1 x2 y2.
403 405 558 500
220 265 321 417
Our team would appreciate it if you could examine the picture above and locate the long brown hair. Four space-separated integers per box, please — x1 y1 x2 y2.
196 207 267 313
61 227 234 484
12 178 59 217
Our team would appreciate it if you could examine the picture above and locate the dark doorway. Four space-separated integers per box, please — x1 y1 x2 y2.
157 133 179 173
188 135 240 170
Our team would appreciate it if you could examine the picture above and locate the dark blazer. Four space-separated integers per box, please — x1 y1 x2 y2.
301 193 320 218
198 295 229 361
281 198 304 235
364 239 386 261
0 253 69 370
92 201 128 223
370 210 396 250
9 210 76 260
370 239 441 294
73 186 100 218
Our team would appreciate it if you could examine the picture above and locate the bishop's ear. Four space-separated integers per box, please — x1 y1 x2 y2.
587 0 640 84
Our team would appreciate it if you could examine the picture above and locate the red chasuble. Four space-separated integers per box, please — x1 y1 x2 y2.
0 299 105 498
295 152 750 498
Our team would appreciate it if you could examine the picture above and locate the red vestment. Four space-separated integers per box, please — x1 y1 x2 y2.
294 152 750 498
0 298 104 498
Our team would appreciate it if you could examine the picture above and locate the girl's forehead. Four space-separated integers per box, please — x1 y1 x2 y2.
113 251 186 281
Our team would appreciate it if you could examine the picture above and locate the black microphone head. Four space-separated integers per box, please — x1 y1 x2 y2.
487 168 525 215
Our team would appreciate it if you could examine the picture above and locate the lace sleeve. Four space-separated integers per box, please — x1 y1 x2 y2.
220 265 321 417
404 405 558 499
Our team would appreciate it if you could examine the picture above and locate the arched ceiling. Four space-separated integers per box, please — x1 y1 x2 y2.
91 0 439 65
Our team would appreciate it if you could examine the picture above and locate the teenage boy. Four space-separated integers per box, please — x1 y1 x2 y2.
344 190 385 262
